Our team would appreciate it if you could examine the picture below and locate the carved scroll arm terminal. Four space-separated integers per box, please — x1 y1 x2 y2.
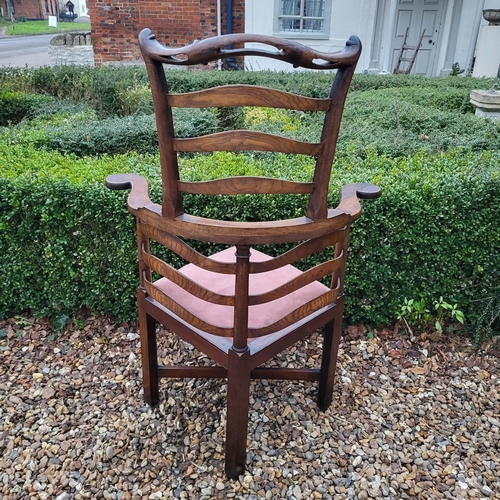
336 183 381 221
106 173 160 217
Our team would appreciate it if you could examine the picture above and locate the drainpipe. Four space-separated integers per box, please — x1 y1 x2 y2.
226 0 239 70
217 0 222 70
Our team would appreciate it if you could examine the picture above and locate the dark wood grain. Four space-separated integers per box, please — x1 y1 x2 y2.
168 85 331 111
248 231 346 273
139 28 362 70
143 279 234 337
247 287 340 337
178 176 314 195
143 252 235 305
139 223 237 274
174 131 322 155
157 365 321 381
317 297 344 409
105 28 382 479
248 257 342 305
137 207 351 245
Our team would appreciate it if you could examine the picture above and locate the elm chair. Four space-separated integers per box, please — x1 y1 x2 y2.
106 28 380 479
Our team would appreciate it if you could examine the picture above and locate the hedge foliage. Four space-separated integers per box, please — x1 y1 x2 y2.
4 76 499 160
0 67 499 342
1 142 499 336
0 65 495 116
0 90 55 126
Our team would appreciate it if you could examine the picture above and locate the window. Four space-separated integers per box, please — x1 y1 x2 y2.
275 0 331 38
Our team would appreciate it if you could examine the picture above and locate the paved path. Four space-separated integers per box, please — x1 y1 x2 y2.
0 33 55 68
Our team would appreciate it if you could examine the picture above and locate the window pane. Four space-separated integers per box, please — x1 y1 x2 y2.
280 18 301 32
281 0 301 16
279 0 326 33
303 0 324 17
303 18 324 32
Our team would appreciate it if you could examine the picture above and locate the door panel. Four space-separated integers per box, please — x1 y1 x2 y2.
414 10 439 73
392 0 445 75
391 10 413 71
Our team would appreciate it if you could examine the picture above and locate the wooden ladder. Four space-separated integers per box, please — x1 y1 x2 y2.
393 27 426 75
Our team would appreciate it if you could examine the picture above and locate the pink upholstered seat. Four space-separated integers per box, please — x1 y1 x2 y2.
154 247 329 330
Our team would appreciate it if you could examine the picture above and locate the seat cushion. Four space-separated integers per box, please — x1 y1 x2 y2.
153 247 329 332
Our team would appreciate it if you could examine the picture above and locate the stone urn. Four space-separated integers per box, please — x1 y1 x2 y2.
470 89 500 120
483 9 500 25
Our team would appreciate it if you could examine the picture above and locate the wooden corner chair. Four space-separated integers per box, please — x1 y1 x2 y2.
106 28 380 479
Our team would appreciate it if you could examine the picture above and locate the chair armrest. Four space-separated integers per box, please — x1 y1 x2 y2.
105 173 159 216
336 183 381 221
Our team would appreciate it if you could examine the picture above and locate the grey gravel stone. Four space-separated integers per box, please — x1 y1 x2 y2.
0 317 499 500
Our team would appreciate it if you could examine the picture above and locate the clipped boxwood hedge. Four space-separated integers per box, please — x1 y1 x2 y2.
5 85 500 160
0 65 496 116
0 90 55 126
1 143 498 333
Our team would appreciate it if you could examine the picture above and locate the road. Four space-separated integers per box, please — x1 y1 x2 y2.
0 34 55 67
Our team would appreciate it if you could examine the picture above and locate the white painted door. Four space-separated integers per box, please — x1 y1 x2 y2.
391 0 446 75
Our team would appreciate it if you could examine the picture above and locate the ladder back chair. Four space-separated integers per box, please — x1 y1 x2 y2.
106 28 380 479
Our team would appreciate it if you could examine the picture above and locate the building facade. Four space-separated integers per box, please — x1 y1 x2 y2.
85 0 499 74
247 0 500 75
1 0 53 19
86 0 244 65
1 0 86 20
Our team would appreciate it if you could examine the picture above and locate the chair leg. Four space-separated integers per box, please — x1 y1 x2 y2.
317 305 343 411
138 290 159 407
225 347 251 479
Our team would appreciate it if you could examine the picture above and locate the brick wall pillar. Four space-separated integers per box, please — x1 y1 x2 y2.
87 0 245 65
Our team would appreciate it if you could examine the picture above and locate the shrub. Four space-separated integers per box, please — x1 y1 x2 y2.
0 67 499 341
41 114 160 157
3 108 218 157
243 91 500 158
0 65 495 116
338 89 500 157
0 91 55 126
1 145 498 342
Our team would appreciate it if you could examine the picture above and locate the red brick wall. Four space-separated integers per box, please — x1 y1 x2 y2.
3 0 45 19
87 0 245 65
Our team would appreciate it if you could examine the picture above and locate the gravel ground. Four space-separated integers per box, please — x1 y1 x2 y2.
0 314 499 500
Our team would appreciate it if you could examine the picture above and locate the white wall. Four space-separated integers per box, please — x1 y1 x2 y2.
473 0 500 77
245 0 494 75
59 0 88 16
245 0 376 72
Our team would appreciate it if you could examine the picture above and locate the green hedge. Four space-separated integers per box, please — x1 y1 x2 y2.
0 65 496 116
0 67 499 340
5 85 500 159
0 90 55 126
1 144 499 338
2 108 220 157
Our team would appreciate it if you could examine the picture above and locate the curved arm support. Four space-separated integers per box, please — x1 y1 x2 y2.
139 28 361 70
105 173 160 217
336 183 381 221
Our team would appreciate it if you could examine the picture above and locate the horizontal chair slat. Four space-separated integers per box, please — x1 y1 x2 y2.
157 365 321 381
178 176 314 195
249 230 346 273
138 207 351 245
139 222 237 274
143 252 235 306
248 287 339 337
167 85 331 111
174 131 322 155
144 279 234 336
249 257 342 305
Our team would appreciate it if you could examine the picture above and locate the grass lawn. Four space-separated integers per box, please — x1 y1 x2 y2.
5 20 91 35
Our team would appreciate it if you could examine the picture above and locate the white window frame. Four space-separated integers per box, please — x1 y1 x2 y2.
273 0 332 39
